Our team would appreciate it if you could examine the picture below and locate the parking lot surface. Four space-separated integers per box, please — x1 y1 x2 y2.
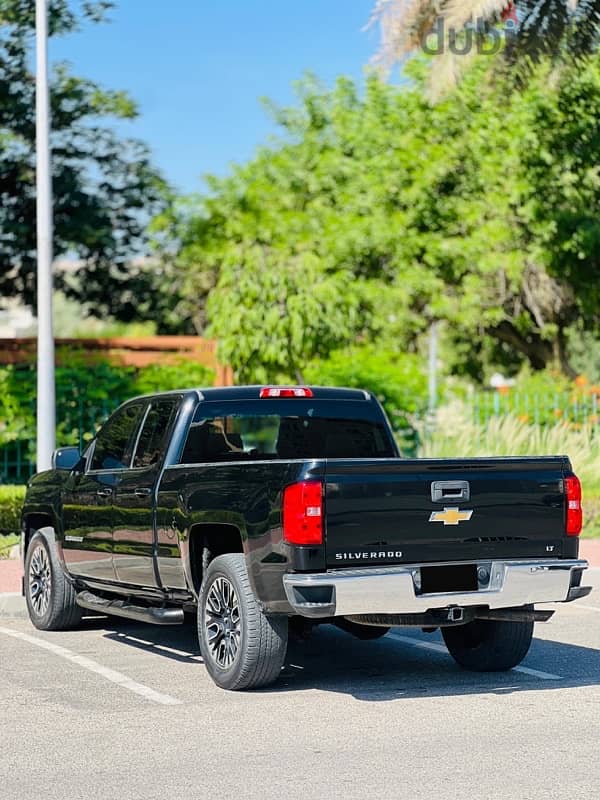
1 570 599 800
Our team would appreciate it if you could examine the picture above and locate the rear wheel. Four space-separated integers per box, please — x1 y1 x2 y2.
442 618 534 672
25 529 82 631
198 554 288 690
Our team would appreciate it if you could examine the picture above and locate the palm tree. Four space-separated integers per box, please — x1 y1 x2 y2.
369 1 600 92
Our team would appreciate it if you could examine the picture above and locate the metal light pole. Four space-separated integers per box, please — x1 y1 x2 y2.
35 0 56 471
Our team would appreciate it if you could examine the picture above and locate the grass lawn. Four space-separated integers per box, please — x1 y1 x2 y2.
0 534 20 559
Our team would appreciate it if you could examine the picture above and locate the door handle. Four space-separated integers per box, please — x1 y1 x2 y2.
134 487 152 498
96 487 113 498
431 480 470 503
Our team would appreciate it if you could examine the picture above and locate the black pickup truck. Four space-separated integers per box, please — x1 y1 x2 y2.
21 385 590 690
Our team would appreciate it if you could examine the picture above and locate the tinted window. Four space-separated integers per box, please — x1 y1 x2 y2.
133 400 178 468
180 410 395 464
90 404 144 471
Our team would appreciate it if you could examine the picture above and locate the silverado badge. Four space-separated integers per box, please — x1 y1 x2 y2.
429 507 474 526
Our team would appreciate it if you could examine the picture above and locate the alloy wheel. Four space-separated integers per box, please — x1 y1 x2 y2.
29 544 52 618
204 576 241 669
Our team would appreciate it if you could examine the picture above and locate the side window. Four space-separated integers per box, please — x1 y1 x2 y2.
90 404 144 471
133 400 178 468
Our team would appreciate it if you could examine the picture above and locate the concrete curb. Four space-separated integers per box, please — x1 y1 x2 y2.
0 593 27 619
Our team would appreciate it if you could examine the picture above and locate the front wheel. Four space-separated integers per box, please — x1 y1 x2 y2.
198 554 288 690
24 529 82 631
442 618 534 672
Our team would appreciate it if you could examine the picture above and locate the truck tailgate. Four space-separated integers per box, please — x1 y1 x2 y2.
324 456 571 567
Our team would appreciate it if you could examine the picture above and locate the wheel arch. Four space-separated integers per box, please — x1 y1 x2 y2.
22 513 56 556
187 522 245 595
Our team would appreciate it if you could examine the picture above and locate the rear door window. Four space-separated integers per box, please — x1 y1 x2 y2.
132 399 179 468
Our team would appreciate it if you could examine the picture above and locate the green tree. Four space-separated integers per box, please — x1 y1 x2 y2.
0 0 168 320
149 194 225 335
206 246 363 383
160 57 600 383
409 57 599 378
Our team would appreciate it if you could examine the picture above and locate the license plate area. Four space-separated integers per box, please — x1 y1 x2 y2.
419 564 478 595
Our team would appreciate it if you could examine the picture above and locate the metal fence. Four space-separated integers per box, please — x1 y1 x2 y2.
1 440 33 485
472 391 599 427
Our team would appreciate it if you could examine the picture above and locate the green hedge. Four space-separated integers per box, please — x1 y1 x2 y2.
0 485 26 535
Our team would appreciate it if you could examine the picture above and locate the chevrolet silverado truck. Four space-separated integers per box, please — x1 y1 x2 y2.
20 385 591 690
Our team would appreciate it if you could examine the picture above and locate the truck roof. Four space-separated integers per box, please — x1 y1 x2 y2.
138 386 372 403
201 386 371 402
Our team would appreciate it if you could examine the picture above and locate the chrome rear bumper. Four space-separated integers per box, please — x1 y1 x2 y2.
282 559 589 619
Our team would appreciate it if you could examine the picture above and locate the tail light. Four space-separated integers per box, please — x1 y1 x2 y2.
283 481 323 545
260 387 313 398
565 475 583 536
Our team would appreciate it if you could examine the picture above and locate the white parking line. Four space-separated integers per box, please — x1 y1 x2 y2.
513 665 562 680
389 632 562 681
390 634 447 654
0 627 182 705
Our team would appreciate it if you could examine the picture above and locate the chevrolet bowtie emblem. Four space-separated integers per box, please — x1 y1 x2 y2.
429 507 474 526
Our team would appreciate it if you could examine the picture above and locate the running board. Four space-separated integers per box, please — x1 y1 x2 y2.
76 591 184 625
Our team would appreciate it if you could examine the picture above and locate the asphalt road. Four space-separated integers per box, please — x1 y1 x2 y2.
1 571 599 800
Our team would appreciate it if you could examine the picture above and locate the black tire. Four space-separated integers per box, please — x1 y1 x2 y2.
442 618 534 672
198 554 288 690
24 529 82 631
334 618 391 640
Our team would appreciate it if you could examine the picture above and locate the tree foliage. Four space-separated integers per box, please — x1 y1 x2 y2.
206 247 361 384
159 55 599 384
0 0 167 319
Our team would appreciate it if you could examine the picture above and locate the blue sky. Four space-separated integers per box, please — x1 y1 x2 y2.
51 1 377 194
